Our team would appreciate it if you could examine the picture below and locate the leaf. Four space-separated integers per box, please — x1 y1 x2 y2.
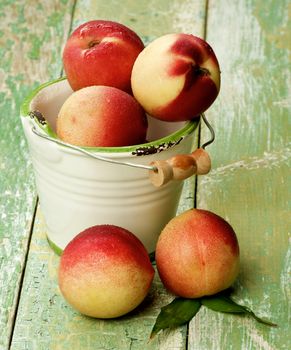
201 293 247 313
201 293 277 327
148 251 155 263
150 298 201 339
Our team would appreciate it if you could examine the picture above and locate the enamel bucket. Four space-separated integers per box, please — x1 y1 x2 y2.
20 78 199 254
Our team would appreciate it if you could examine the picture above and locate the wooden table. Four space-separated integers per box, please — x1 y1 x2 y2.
1 1 290 349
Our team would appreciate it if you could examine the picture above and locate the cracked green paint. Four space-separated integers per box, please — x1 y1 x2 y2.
0 1 75 349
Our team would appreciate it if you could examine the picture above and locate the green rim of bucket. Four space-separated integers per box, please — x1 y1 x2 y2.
21 77 199 154
47 237 63 256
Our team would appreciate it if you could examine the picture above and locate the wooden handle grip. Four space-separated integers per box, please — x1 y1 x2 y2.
149 148 211 187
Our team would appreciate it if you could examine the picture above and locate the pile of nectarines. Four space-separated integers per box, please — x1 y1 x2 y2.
56 19 221 147
55 20 238 320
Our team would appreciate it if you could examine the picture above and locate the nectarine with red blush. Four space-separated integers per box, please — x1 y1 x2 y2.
155 209 239 298
58 225 155 318
56 85 148 147
63 20 144 92
131 33 221 121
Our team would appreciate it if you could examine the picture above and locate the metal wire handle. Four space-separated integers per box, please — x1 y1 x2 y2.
31 126 156 170
201 113 215 149
31 114 215 171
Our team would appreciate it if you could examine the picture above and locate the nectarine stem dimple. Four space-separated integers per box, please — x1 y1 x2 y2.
192 65 210 76
88 40 101 48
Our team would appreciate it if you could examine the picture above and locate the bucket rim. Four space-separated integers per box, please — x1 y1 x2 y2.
20 77 199 155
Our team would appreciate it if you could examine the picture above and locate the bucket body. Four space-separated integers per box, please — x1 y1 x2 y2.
21 79 198 253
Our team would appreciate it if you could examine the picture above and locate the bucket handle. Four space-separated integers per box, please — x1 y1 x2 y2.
149 114 214 186
149 147 211 187
31 114 214 187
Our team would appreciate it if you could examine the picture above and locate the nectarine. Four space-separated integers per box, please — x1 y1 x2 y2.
58 225 155 318
63 20 144 92
56 85 148 147
156 209 239 298
131 33 220 121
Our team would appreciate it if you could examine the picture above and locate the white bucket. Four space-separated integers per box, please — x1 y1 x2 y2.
20 78 199 254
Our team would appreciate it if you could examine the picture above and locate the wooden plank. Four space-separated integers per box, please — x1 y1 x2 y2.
0 1 75 349
10 0 207 349
189 0 291 349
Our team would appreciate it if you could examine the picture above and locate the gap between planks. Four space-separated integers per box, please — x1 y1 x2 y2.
8 198 39 349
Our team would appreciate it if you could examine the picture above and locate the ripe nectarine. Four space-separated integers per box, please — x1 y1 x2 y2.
58 225 155 318
156 209 239 298
63 20 144 92
131 33 220 121
56 85 148 147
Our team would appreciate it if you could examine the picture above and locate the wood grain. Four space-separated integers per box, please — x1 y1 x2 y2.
189 0 291 349
0 1 74 349
5 0 290 349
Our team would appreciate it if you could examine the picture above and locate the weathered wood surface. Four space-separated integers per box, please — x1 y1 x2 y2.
0 1 74 349
1 0 290 349
191 1 291 349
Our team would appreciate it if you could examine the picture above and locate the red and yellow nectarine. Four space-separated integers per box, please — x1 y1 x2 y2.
58 225 155 318
131 33 221 121
56 85 148 147
63 20 144 92
156 209 239 298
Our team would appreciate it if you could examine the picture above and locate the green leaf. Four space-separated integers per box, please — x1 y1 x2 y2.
150 298 201 339
201 293 277 327
201 294 246 313
148 251 155 263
